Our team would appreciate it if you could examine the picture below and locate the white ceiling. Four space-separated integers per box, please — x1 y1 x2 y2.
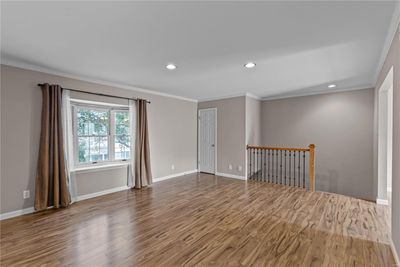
1 1 398 101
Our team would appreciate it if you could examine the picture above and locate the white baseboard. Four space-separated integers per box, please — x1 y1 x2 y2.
216 172 246 180
391 239 400 266
76 185 130 201
376 198 389 205
153 169 198 182
0 186 132 220
0 169 199 220
0 207 35 220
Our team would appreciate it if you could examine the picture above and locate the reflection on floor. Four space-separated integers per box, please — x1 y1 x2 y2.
0 173 395 266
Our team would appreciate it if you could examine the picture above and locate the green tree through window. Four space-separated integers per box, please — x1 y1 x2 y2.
114 111 130 160
73 104 130 166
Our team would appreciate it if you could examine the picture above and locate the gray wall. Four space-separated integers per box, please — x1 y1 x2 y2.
198 96 246 177
198 95 261 178
76 167 128 196
261 89 375 200
1 65 197 214
375 23 400 259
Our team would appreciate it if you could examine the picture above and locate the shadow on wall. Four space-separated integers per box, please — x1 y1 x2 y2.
316 170 339 194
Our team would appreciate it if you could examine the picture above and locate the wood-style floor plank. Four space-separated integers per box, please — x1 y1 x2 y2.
0 173 395 266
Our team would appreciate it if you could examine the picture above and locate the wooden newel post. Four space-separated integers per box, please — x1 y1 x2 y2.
309 144 315 191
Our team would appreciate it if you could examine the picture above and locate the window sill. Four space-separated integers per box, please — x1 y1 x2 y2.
72 162 130 174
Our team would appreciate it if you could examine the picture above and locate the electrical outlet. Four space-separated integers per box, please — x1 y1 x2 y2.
23 190 30 199
171 164 175 170
229 164 233 170
238 165 242 172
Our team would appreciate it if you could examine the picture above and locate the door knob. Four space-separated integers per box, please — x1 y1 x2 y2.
211 144 215 147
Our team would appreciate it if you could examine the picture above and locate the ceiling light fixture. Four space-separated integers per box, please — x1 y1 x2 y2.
328 84 336 88
166 64 177 70
244 62 256 68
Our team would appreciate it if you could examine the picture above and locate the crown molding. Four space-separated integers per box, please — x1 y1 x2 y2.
3 58 374 103
1 59 198 103
198 92 262 102
373 0 400 87
197 85 372 103
198 92 248 102
198 92 246 102
261 85 372 101
245 92 262 100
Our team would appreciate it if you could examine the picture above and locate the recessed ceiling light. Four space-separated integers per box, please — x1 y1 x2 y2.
328 84 336 88
244 62 256 68
166 64 177 70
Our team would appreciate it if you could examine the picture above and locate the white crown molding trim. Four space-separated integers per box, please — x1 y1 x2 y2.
373 0 400 86
76 186 130 201
376 198 389 205
391 238 400 267
198 92 248 102
2 58 378 104
216 172 247 180
1 59 198 103
198 92 247 102
153 169 198 182
262 85 372 101
245 92 262 100
198 92 262 102
198 86 372 103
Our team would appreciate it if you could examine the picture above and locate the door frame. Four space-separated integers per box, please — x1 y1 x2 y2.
377 67 393 205
198 108 217 174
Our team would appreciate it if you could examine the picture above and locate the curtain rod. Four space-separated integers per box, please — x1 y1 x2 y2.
37 83 151 104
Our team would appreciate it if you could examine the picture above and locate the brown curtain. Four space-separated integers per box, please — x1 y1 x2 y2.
35 84 70 211
134 99 152 189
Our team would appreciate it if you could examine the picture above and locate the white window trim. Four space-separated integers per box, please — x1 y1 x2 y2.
72 162 129 174
71 101 130 169
70 98 127 108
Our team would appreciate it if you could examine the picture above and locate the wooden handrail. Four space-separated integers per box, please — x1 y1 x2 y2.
308 144 315 191
247 145 310 152
246 144 316 191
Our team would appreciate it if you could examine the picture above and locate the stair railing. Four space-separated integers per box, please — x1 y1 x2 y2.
246 144 315 191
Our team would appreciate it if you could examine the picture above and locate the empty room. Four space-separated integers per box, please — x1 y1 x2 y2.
1 1 399 266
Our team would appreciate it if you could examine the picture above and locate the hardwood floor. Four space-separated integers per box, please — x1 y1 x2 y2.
0 173 395 266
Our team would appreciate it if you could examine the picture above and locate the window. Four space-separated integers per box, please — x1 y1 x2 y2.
113 111 130 160
72 102 131 167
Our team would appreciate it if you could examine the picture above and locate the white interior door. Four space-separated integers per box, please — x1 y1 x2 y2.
198 109 216 174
